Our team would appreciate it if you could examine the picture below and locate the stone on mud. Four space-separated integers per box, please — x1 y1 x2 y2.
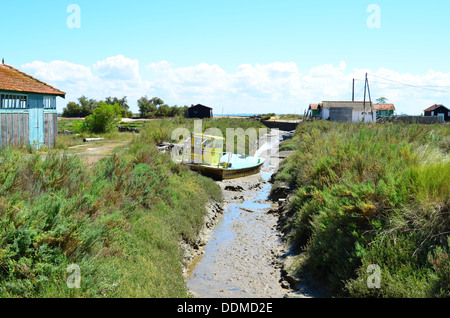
269 183 291 200
224 185 245 192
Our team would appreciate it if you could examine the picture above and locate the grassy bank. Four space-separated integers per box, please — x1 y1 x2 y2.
1 117 275 297
273 121 449 297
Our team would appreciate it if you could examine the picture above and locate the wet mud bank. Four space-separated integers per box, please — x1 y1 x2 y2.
267 175 332 299
185 164 288 298
181 133 319 298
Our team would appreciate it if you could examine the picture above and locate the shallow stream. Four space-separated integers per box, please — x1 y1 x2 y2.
186 132 288 298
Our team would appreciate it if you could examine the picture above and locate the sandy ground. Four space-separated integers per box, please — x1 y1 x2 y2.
67 139 130 168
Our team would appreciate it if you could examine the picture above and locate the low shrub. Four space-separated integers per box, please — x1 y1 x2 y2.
83 102 122 134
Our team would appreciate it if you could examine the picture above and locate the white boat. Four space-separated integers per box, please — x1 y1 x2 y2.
171 133 265 180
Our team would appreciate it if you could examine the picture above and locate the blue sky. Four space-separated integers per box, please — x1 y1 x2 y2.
1 0 450 115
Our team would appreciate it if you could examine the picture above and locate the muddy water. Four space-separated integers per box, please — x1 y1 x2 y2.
187 133 288 298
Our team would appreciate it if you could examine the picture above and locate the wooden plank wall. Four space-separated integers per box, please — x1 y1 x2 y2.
0 111 57 148
44 112 58 148
0 111 30 147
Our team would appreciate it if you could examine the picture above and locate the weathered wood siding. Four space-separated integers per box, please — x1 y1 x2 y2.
0 111 30 147
44 112 58 148
0 93 58 148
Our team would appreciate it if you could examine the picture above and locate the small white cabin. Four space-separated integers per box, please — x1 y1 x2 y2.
320 101 376 123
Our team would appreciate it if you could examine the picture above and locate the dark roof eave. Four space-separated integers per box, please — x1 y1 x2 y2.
190 104 212 109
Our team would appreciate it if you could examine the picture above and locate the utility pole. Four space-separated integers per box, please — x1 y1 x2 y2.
363 74 367 122
366 75 374 122
363 73 374 123
352 78 355 102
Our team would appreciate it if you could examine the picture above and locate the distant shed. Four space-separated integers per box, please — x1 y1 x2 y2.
321 101 376 123
373 104 395 117
424 104 449 122
0 62 66 149
308 104 321 117
185 104 213 119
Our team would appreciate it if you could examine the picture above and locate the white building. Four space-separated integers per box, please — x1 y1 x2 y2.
320 101 376 123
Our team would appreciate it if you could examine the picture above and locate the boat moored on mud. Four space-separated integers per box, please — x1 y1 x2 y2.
171 133 265 180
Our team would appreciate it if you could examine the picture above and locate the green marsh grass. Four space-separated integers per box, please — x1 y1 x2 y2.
274 121 449 297
0 118 233 297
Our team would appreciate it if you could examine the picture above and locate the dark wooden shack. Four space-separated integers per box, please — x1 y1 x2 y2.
185 104 213 119
424 104 449 122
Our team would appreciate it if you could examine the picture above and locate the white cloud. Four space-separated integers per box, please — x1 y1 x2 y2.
147 60 174 73
21 60 93 84
93 55 141 82
233 62 302 96
21 56 150 112
20 56 450 115
354 68 450 114
148 61 304 113
299 61 351 101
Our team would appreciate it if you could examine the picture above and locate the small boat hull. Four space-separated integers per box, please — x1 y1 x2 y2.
171 133 266 180
187 161 265 180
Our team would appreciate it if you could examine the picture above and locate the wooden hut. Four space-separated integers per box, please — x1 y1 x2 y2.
424 104 449 122
373 103 395 117
0 62 66 149
321 101 376 123
308 104 322 117
185 104 213 119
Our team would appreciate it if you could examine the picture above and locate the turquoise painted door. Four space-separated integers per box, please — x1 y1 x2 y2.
28 95 44 148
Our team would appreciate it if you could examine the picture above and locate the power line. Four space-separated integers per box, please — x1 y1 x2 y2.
353 84 365 101
369 73 448 87
366 74 450 94
356 78 438 88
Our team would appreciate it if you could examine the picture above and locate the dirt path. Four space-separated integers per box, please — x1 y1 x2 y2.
66 138 131 168
186 132 295 298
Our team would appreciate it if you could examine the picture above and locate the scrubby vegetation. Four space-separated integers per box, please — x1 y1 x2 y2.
273 121 449 297
250 113 276 120
276 114 302 120
61 95 188 120
82 102 123 134
137 96 188 118
0 118 237 297
62 96 133 118
140 117 267 155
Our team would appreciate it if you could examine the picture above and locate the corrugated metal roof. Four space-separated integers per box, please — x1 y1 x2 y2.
0 63 66 97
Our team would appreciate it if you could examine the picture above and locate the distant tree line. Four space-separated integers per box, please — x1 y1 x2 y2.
137 96 188 118
62 95 188 119
62 96 133 118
